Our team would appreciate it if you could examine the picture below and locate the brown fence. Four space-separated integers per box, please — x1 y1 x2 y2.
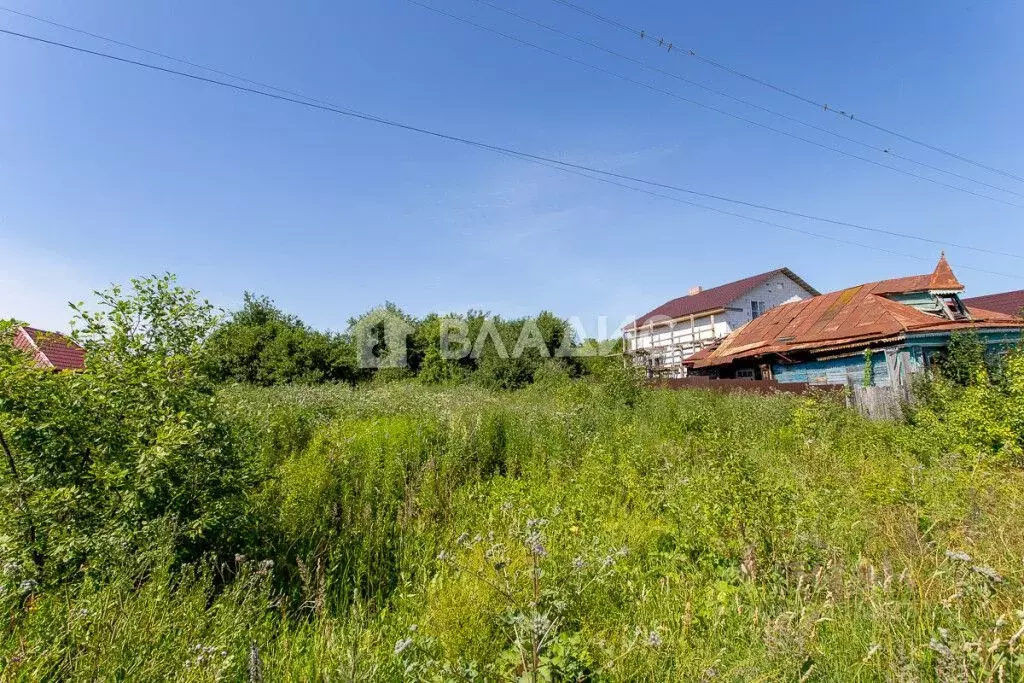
649 377 841 397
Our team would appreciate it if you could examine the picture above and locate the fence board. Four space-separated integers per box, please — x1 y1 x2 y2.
650 377 840 397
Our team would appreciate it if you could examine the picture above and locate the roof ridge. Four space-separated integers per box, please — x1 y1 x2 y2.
627 267 808 329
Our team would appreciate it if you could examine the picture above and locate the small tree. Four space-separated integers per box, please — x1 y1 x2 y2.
941 330 986 387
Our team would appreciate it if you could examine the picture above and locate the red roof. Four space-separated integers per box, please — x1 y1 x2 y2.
626 268 818 329
14 326 86 371
963 290 1024 319
692 258 1018 370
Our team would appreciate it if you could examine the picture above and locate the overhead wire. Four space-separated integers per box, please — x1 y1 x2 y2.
466 0 1024 201
0 25 1020 279
547 0 1024 185
402 0 1024 209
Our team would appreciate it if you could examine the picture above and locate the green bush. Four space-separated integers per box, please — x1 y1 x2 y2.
0 276 253 585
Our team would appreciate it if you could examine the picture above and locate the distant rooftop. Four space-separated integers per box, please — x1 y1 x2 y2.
13 326 86 371
963 290 1024 319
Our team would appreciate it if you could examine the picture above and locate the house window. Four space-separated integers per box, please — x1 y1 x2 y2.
751 301 767 319
735 368 756 380
939 295 969 321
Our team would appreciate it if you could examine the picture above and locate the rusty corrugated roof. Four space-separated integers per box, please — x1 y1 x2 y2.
692 257 1017 369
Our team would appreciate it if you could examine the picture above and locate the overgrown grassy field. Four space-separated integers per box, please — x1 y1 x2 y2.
4 378 1024 681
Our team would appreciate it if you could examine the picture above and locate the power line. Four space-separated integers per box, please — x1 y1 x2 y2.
403 0 1024 209
496 146 970 271
0 5 355 114
547 0 1024 186
0 26 1020 278
466 0 1024 202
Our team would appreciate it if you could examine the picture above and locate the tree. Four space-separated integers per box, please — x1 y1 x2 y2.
204 293 356 385
0 275 252 585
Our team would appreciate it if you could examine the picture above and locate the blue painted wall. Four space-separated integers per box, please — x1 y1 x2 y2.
773 352 890 386
771 328 1021 386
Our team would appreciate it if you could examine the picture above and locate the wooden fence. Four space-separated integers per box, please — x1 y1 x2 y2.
846 381 915 421
652 376 915 420
650 377 840 397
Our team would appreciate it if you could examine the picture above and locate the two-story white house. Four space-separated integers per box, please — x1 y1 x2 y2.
623 268 818 378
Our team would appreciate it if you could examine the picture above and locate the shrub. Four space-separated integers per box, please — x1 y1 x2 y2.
0 276 253 585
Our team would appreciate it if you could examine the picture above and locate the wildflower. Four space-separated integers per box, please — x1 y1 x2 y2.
234 553 247 564
552 505 562 516
572 556 585 571
394 637 413 655
526 518 547 530
526 531 547 557
929 638 953 658
408 624 418 632
2 562 21 577
18 579 37 593
945 550 973 563
437 550 451 562
864 644 880 660
456 532 470 546
530 613 552 635
971 565 1004 583
646 630 663 648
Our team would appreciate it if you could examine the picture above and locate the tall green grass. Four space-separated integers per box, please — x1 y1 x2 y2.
4 380 1024 680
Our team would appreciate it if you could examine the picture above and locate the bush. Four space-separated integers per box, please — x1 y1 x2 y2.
203 293 356 385
0 276 253 585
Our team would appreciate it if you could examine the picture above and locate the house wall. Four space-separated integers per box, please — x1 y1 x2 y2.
625 273 816 376
772 352 891 387
722 275 817 329
770 328 1021 387
887 292 944 315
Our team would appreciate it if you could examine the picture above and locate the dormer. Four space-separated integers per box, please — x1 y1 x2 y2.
881 254 971 321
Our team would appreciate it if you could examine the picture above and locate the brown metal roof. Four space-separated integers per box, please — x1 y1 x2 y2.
692 257 1018 370
626 267 818 329
963 290 1024 319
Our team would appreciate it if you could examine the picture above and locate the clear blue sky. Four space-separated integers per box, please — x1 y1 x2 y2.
2 0 1022 335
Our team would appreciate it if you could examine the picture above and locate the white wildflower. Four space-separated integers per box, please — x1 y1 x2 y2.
394 637 413 655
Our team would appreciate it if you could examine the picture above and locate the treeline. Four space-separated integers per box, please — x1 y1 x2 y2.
202 293 622 390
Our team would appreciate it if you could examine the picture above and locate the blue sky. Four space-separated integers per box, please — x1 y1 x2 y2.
2 0 1023 335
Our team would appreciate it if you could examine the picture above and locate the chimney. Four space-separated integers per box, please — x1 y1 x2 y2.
688 285 703 296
